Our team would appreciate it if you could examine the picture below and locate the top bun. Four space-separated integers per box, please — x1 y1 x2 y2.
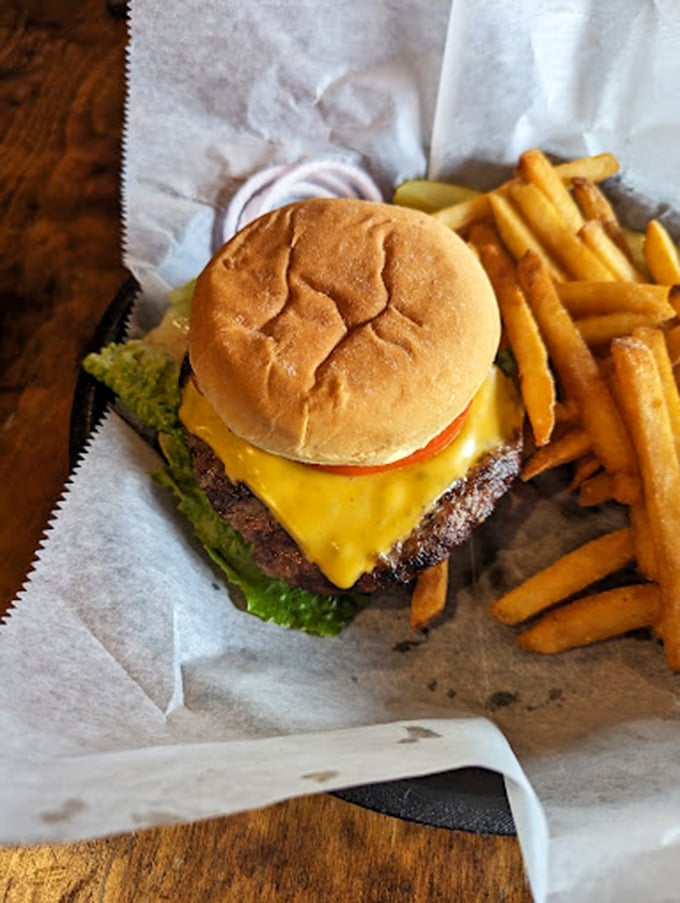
189 197 500 466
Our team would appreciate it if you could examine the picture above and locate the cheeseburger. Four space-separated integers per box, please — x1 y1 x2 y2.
178 197 523 598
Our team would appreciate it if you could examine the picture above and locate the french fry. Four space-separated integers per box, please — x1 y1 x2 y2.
426 149 680 669
555 281 673 317
516 584 660 654
488 192 567 282
578 471 614 507
518 251 639 504
509 182 615 281
571 177 633 260
605 352 658 581
665 322 680 369
611 337 680 669
521 428 591 481
553 152 620 184
633 327 680 462
569 454 601 490
410 559 449 630
489 528 635 626
644 219 680 285
554 398 580 426
517 148 583 232
629 500 658 582
579 219 645 282
575 311 676 348
466 220 501 250
474 237 556 446
432 193 491 231
623 228 649 276
666 283 680 314
431 152 620 235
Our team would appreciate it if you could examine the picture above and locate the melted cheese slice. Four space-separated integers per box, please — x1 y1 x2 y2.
180 367 522 589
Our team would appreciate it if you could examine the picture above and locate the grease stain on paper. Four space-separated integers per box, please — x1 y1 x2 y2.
41 798 86 824
398 725 442 744
301 770 339 783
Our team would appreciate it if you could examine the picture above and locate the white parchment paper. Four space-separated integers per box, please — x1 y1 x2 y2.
124 0 451 304
430 1 680 211
4 2 680 901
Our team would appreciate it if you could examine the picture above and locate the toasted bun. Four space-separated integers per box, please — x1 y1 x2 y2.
189 198 500 466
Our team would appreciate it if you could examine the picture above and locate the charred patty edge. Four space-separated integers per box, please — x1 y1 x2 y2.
184 427 522 595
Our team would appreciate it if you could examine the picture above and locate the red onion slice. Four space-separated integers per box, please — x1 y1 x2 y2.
222 159 384 242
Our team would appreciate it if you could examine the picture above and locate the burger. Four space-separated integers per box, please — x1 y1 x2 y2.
85 195 523 634
176 197 524 607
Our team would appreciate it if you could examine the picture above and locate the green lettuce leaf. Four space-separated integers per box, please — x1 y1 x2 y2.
155 431 367 635
84 339 182 432
83 323 367 636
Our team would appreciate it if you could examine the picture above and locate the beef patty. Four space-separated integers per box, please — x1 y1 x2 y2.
185 429 522 594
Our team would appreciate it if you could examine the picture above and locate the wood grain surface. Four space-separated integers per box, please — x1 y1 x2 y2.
0 3 532 900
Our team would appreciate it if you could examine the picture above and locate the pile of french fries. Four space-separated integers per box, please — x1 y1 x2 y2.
403 149 680 671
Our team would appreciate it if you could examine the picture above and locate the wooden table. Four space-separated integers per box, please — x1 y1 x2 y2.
0 3 531 899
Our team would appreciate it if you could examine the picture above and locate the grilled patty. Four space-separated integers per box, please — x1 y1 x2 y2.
185 429 522 594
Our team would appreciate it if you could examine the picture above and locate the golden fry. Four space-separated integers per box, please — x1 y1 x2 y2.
428 149 680 669
623 228 649 276
632 327 680 462
516 584 660 654
578 471 614 507
579 219 645 282
432 193 491 231
475 239 556 446
509 182 615 281
571 177 632 260
644 219 680 285
487 192 567 282
489 528 636 626
431 152 620 236
517 148 583 232
521 428 591 482
611 337 680 669
629 500 657 582
410 559 449 630
575 311 675 348
467 220 501 249
555 281 672 317
569 454 601 490
518 251 639 504
553 152 620 184
665 322 680 369
605 354 658 582
554 398 580 426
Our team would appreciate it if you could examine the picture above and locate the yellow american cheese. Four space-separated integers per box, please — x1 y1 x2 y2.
179 367 522 589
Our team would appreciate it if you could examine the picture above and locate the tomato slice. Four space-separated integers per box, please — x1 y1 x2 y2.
311 403 472 477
